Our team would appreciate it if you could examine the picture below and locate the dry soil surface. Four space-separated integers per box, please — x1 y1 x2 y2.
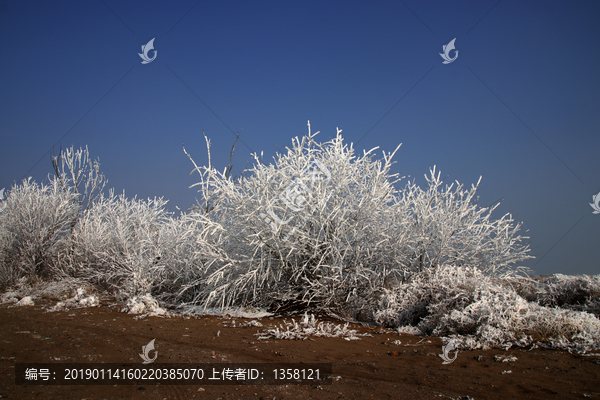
1 296 599 400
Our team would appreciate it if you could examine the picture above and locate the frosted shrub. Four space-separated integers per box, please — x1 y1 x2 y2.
376 265 490 330
376 265 600 353
0 178 78 287
0 276 92 305
68 191 171 296
67 191 230 301
0 221 13 288
532 274 600 315
185 122 404 310
49 287 100 311
505 274 600 317
156 210 237 305
0 145 107 289
16 296 35 306
392 167 533 277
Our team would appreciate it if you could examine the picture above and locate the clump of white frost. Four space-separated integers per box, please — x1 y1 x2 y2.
15 296 34 306
49 287 99 311
256 313 371 341
495 355 518 362
35 279 95 300
1 277 94 307
1 291 19 304
79 296 99 307
122 294 169 317
239 320 263 327
397 326 423 336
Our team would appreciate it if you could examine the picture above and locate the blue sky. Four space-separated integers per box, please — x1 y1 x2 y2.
1 0 599 276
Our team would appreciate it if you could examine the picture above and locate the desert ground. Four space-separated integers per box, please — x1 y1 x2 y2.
1 295 599 400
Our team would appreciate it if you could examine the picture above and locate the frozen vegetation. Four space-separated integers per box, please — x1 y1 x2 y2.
0 124 598 353
256 312 371 341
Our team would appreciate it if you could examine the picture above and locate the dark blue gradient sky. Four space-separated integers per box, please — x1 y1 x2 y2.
1 1 599 275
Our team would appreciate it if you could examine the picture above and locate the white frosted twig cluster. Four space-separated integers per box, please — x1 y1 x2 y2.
51 145 106 222
394 167 532 277
256 312 367 341
122 293 169 317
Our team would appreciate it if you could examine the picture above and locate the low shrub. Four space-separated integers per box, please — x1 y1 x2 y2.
0 178 78 287
375 265 600 353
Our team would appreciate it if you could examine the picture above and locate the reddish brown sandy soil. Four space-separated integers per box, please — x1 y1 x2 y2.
1 296 600 400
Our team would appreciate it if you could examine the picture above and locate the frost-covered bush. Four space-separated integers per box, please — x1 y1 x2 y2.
185 123 405 310
67 191 171 296
376 265 600 353
183 122 532 317
154 210 237 305
503 274 600 317
393 167 533 277
376 264 486 330
0 178 78 287
0 125 596 353
16 296 35 306
67 191 230 301
0 146 106 289
530 274 600 316
0 276 94 306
